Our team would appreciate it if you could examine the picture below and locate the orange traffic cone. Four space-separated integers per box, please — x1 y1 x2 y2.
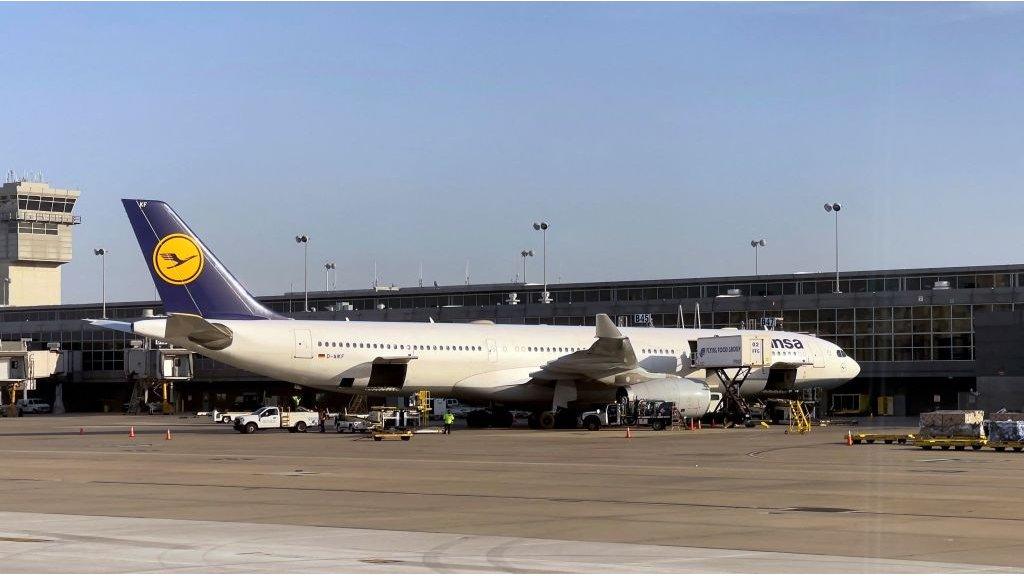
845 430 853 446
165 429 172 441
129 426 136 439
625 426 633 439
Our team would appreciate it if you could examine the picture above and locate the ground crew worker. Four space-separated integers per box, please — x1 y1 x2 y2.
443 410 455 435
317 406 327 433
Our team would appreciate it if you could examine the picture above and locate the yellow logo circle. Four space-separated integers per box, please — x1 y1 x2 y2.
152 234 205 285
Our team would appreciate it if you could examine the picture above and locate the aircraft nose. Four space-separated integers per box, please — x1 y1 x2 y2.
849 358 861 378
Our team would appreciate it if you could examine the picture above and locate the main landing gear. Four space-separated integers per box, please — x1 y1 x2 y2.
465 408 515 428
527 411 556 429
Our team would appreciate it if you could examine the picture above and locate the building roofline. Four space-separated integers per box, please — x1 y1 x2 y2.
9 262 1023 313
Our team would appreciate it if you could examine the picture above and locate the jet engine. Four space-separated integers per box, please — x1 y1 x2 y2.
617 378 713 418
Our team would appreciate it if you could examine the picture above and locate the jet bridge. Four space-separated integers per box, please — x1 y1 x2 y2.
0 340 62 416
124 341 193 414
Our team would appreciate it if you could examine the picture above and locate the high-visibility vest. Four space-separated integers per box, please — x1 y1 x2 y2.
444 413 454 424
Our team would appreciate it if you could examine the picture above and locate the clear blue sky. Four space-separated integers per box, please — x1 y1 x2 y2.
2 3 1022 304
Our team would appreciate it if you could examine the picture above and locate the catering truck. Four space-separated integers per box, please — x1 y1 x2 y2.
232 406 320 434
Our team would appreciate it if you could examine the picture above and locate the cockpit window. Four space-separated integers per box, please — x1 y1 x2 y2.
836 349 847 358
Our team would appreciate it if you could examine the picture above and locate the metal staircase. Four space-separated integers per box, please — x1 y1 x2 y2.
786 400 812 434
346 393 368 415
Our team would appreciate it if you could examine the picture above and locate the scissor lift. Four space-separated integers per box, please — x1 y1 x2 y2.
693 334 773 427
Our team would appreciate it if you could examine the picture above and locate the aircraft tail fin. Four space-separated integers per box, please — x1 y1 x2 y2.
121 199 283 320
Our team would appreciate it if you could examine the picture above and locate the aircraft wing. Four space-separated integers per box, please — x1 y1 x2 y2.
531 314 639 381
371 356 418 364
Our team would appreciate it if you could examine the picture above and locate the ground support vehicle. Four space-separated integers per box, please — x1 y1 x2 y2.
851 433 914 445
577 400 676 431
988 441 1024 452
335 418 373 434
913 437 987 450
372 431 413 441
233 406 319 434
213 408 260 423
16 398 51 414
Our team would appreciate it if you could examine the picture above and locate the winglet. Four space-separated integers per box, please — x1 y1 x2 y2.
595 313 624 339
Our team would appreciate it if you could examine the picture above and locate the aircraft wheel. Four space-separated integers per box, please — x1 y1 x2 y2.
527 412 540 429
492 410 514 428
466 410 491 428
538 411 555 430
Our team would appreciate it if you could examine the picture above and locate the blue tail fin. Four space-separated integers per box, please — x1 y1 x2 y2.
122 199 284 320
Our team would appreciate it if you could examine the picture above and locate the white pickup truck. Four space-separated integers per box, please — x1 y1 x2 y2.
232 406 320 434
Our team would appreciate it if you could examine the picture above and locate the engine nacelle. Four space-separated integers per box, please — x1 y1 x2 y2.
617 378 713 418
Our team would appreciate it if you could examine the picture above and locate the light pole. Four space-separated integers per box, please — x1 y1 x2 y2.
93 248 107 318
750 239 766 276
532 221 550 303
1 277 9 307
295 235 309 311
520 250 534 285
823 203 842 293
324 262 336 291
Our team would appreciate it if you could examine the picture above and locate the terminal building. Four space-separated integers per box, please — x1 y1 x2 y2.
3 262 1022 417
0 178 1020 417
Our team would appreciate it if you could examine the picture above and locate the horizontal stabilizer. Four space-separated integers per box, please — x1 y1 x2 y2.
165 314 233 350
86 319 134 334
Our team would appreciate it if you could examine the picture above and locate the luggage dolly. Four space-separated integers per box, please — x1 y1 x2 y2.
913 437 986 451
851 433 914 445
372 431 413 441
987 441 1024 452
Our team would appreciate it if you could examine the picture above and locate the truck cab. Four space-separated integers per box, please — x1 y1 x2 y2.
579 404 622 431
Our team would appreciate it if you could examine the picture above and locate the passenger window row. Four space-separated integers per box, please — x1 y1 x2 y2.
513 345 584 353
640 348 677 355
317 341 483 352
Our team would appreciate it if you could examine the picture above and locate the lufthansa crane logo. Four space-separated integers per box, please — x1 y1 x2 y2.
152 233 204 285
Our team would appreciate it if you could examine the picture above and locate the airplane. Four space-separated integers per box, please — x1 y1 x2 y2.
93 199 861 429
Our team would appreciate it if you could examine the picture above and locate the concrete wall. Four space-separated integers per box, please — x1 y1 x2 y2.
0 262 61 306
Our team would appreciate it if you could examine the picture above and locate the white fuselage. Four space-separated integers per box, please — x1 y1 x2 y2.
133 318 860 407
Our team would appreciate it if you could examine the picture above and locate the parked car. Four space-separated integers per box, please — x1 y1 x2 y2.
16 398 51 414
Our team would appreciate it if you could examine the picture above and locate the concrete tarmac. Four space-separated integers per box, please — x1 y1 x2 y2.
0 414 1022 572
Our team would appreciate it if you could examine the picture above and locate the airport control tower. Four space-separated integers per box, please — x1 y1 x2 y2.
0 179 81 306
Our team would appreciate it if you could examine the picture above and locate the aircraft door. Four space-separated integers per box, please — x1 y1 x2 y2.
809 340 826 368
293 330 313 359
486 339 498 363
